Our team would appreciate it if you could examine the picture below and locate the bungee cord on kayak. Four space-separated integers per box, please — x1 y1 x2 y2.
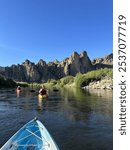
1 119 59 150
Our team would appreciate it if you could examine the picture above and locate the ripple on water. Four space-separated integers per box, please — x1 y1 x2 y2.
0 88 113 150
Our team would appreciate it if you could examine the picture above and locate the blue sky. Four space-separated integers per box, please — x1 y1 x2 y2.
0 0 112 67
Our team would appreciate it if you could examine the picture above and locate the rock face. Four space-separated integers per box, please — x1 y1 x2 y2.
0 51 113 82
60 51 92 76
0 66 5 71
83 78 113 90
92 53 113 69
92 53 113 65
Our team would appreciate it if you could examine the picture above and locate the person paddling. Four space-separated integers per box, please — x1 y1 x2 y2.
39 85 48 96
16 85 22 97
17 86 21 91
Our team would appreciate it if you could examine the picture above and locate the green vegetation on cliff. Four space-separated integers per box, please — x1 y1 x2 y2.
0 75 16 88
44 68 113 88
74 68 112 87
17 82 29 87
59 76 74 86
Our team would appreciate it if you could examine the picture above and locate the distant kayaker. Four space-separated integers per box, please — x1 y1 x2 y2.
16 86 22 97
17 86 21 91
39 85 48 96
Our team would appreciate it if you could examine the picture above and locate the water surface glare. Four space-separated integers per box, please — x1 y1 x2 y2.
0 88 113 150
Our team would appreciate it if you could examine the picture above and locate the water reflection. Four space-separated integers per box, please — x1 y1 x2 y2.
37 97 44 111
59 88 112 122
16 90 20 98
0 87 113 150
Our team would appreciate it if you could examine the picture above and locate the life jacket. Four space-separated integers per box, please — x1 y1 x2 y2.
17 87 21 90
40 88 47 95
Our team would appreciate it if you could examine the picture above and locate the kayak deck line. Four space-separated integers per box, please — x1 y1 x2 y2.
10 144 44 147
13 129 40 143
25 128 43 141
10 144 49 148
1 118 59 150
9 128 50 149
16 125 50 142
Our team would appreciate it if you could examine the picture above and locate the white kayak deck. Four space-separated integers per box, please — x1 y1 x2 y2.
1 119 59 150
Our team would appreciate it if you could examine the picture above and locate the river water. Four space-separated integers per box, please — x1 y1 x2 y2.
0 87 112 150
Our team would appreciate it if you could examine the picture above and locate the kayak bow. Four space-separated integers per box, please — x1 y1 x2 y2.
1 118 59 150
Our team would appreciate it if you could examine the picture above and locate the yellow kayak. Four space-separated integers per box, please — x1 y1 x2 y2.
17 89 22 93
38 94 48 99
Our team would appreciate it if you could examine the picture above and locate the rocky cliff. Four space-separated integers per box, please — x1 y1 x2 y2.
0 51 113 82
92 53 113 69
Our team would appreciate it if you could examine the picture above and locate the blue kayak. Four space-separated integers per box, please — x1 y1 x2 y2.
1 118 59 150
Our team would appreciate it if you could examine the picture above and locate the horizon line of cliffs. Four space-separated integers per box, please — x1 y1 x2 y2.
0 51 113 82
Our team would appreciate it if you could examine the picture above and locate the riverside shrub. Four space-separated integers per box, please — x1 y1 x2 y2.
75 68 112 87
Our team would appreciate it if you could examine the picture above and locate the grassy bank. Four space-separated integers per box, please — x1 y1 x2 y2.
44 68 113 89
16 82 29 87
74 68 112 87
